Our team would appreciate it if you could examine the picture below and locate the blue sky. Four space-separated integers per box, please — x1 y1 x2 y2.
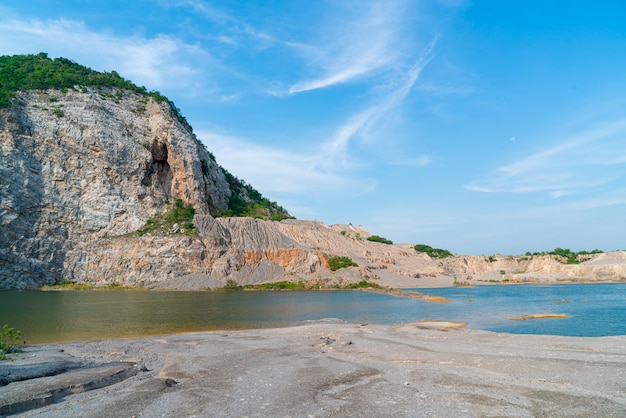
2 1 625 255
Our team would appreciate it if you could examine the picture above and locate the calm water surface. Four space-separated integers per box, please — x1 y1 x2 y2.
1 283 624 343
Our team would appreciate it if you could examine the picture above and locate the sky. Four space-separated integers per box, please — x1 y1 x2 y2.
1 0 625 255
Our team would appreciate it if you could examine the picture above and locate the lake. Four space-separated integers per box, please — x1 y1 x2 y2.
1 283 624 344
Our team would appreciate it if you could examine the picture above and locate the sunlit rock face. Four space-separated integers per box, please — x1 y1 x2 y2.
0 88 229 288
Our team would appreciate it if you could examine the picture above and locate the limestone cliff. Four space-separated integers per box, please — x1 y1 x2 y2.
0 86 255 288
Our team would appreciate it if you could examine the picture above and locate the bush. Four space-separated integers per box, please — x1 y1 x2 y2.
0 324 23 361
528 248 604 264
414 244 452 259
344 280 381 289
136 199 196 236
223 279 241 291
201 159 210 176
245 281 305 290
327 256 358 271
367 235 393 245
213 167 292 221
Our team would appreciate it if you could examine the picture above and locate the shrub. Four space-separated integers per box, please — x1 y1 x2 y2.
528 248 604 264
223 279 241 291
201 159 210 176
367 235 393 245
414 244 451 259
0 324 23 361
270 212 292 221
136 199 196 236
245 281 305 290
344 280 382 289
213 167 292 221
327 256 358 271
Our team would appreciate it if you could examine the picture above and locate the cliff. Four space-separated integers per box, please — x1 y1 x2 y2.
1 54 625 289
0 86 230 287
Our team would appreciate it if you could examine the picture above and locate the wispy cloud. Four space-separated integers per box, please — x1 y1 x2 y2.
465 118 626 196
288 1 411 94
321 40 436 167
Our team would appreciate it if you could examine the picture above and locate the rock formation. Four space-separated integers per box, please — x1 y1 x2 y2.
1 85 253 288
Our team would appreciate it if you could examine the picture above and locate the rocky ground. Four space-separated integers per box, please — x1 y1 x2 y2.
2 320 625 417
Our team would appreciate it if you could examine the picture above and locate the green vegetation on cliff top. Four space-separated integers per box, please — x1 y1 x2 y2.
0 52 168 107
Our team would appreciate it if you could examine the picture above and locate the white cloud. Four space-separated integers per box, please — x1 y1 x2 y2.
288 1 410 94
321 47 435 167
197 131 376 198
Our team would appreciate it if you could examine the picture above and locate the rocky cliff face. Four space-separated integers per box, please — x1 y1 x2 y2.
2 88 626 289
0 88 230 287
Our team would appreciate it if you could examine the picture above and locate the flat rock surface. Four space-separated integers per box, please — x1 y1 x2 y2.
0 349 83 385
0 361 137 416
4 320 626 417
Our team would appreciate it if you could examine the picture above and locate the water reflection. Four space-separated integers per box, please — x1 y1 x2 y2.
1 283 625 344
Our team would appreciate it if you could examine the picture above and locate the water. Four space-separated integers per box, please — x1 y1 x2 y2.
415 283 626 336
0 284 624 344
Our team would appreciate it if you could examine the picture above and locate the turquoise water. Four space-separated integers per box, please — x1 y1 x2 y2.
413 283 626 336
0 284 624 343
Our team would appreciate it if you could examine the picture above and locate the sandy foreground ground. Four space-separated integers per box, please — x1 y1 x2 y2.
2 319 626 417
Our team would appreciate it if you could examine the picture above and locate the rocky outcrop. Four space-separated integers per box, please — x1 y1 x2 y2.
1 88 229 288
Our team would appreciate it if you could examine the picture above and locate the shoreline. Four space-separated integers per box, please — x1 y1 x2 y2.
34 276 626 293
2 321 625 416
